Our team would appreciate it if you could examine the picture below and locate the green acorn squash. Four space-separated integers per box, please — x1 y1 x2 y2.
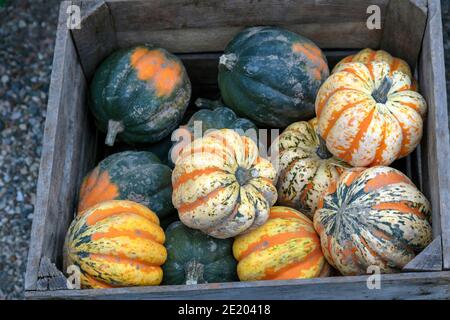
218 26 329 127
89 45 191 146
163 221 238 285
78 151 175 220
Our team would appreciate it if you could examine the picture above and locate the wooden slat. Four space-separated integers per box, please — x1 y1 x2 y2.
71 0 117 79
380 0 427 69
36 257 68 291
403 236 443 271
419 0 450 269
24 0 93 290
26 272 450 300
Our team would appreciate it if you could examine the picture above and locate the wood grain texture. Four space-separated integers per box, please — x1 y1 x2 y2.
25 272 450 300
403 236 443 271
419 0 450 269
36 257 68 291
380 0 428 70
71 0 117 79
24 0 95 291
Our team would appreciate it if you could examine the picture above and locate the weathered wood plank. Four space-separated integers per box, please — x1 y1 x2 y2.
115 22 382 52
25 272 450 300
403 236 443 271
24 0 91 290
71 0 117 79
36 257 68 291
419 0 450 269
380 0 428 69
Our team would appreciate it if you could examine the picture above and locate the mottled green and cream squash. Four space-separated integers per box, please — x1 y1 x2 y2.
78 151 175 220
274 118 348 218
65 200 167 288
316 61 426 167
172 129 278 239
218 26 329 127
313 166 432 276
163 221 237 285
333 48 416 90
233 206 330 281
169 98 257 166
89 45 191 146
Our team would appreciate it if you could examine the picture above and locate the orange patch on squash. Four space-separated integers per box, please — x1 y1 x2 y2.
292 42 327 78
178 186 228 215
270 208 311 224
372 121 387 165
130 47 182 97
91 227 161 244
173 167 223 190
372 201 425 218
364 171 412 192
78 170 119 213
85 202 159 226
89 253 161 272
316 86 354 117
82 273 113 289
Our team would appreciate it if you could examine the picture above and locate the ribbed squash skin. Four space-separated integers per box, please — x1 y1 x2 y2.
233 206 330 281
333 48 415 89
313 166 432 276
78 151 174 220
218 26 329 127
163 221 237 285
274 118 348 218
170 98 258 165
172 129 277 239
65 200 167 288
89 45 191 146
316 61 426 167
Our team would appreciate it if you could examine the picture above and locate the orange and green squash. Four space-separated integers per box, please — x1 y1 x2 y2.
218 26 329 127
172 129 278 239
89 45 191 146
78 151 175 220
233 206 330 281
163 221 237 285
273 118 348 218
313 166 432 275
65 200 167 288
315 61 426 167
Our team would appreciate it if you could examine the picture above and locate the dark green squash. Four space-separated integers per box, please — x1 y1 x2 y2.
77 151 175 220
89 45 191 146
163 221 238 285
218 26 329 127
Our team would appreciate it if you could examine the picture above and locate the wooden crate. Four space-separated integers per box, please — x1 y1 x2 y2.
25 0 450 299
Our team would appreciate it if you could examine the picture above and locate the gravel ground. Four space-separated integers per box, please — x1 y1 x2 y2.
0 0 449 300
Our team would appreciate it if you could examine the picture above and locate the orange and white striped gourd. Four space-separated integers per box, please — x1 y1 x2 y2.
274 118 348 218
172 129 277 239
314 166 432 275
64 200 167 288
233 206 330 281
316 60 426 167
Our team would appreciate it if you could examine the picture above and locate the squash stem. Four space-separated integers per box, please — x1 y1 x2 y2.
372 76 392 104
105 120 124 146
195 98 223 110
316 136 333 159
219 53 237 70
185 259 206 285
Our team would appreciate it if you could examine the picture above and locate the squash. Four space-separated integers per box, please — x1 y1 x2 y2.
169 98 258 165
333 48 416 90
172 129 278 239
89 45 191 146
163 221 237 285
313 166 432 275
233 206 330 281
273 118 348 218
218 26 329 127
64 200 167 288
315 61 426 167
78 151 175 220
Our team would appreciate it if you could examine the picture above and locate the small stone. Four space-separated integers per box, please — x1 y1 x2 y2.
1 75 9 84
18 20 26 28
16 191 24 202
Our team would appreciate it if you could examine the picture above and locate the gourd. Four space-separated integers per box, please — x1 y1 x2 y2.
169 98 258 165
233 206 330 281
313 166 432 275
163 221 237 285
64 200 167 288
172 129 278 239
315 61 426 167
218 26 329 127
274 118 347 218
89 45 191 146
78 151 175 220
